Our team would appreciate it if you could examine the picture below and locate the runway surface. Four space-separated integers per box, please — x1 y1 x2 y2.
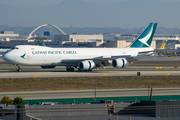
0 88 180 100
0 69 180 78
1 56 180 78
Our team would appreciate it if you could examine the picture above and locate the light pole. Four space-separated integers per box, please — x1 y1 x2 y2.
95 79 97 102
148 86 151 101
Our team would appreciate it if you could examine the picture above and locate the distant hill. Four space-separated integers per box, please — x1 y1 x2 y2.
0 25 180 39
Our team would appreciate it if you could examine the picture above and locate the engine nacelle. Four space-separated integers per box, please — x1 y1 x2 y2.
112 58 129 68
41 66 56 69
78 61 96 71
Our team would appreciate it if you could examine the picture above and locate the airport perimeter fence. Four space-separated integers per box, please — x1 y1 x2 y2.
26 104 108 117
1 101 180 120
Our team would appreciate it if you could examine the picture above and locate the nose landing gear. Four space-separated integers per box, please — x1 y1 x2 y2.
17 65 22 72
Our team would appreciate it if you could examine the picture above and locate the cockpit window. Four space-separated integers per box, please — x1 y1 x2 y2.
12 47 19 50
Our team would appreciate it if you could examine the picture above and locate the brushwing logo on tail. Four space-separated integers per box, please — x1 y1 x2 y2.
138 27 153 47
130 23 157 48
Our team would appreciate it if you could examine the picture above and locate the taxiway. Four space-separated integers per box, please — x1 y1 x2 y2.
0 69 180 78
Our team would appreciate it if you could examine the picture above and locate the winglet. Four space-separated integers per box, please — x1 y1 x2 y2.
130 23 157 48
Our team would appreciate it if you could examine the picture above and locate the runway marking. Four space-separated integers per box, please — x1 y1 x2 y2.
32 75 39 78
154 67 162 69
167 73 170 75
174 66 178 69
102 74 108 76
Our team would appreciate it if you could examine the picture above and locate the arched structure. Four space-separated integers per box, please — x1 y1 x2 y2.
26 24 66 40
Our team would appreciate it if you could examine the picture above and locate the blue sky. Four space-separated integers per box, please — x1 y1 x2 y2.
1 0 180 8
1 0 180 7
0 0 180 28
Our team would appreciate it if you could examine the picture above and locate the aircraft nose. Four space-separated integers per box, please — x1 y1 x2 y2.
2 53 8 61
2 52 13 62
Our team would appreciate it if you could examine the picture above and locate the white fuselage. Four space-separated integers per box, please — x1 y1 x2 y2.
2 45 153 66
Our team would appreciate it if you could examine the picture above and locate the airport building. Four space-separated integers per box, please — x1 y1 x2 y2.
0 31 19 41
54 34 103 42
0 24 180 50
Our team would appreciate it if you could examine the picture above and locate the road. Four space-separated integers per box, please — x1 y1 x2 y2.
0 88 180 100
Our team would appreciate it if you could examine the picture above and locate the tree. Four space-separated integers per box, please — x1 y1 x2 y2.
1 96 13 106
13 97 25 105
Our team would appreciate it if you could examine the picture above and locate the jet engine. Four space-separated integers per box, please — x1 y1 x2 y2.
112 58 129 68
41 66 56 69
78 61 96 71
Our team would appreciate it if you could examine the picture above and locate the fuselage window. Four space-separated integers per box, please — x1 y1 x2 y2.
12 47 19 50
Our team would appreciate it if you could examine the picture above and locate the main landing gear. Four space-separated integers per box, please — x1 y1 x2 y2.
17 65 22 72
78 68 92 72
66 66 92 72
66 66 74 71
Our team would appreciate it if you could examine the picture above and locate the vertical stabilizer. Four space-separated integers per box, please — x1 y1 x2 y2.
42 43 46 47
130 23 157 48
160 43 165 49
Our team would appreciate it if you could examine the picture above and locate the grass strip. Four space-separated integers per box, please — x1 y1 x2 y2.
18 95 180 104
0 76 180 92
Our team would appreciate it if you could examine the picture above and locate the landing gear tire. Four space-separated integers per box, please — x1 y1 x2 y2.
66 66 74 71
17 69 22 72
78 68 82 72
78 69 92 72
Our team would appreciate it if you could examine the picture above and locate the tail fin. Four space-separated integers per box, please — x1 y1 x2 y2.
42 43 46 47
130 23 157 48
160 43 165 49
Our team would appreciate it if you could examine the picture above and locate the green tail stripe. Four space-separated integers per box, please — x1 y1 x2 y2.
130 23 157 48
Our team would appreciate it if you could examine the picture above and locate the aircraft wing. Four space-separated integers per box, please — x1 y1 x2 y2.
154 49 168 52
60 55 141 67
137 50 158 59
155 49 179 52
138 50 155 54
134 55 157 59
61 55 131 63
60 53 157 67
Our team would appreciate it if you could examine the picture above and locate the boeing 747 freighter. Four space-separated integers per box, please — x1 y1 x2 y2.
2 23 157 72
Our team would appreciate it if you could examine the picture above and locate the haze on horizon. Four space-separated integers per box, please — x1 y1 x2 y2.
0 0 180 28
